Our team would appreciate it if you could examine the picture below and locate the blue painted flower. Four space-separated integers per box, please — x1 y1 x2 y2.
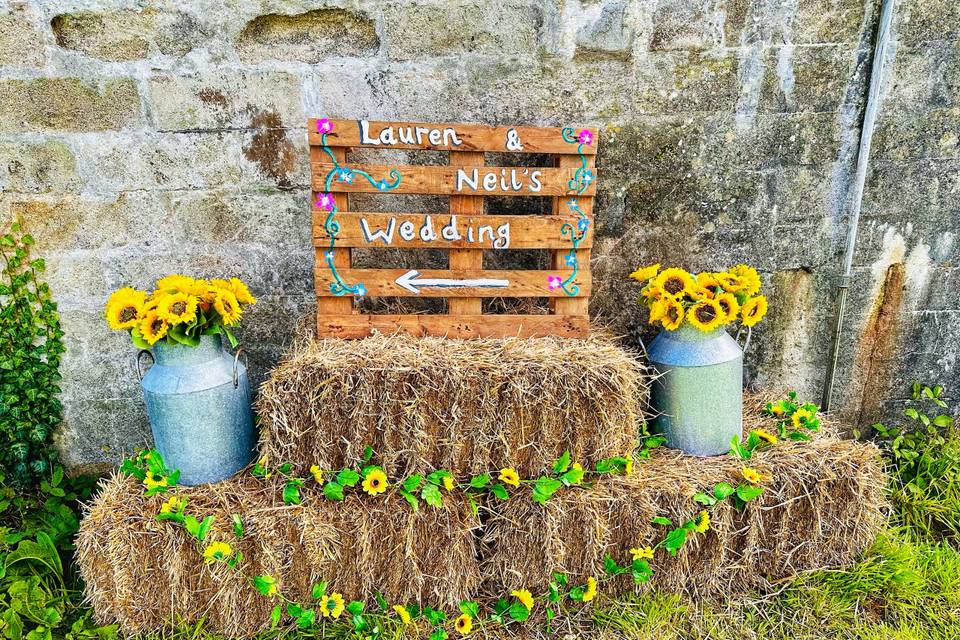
565 254 577 267
324 251 335 261
577 218 590 232
582 170 594 185
337 168 354 183
355 284 367 297
378 180 389 191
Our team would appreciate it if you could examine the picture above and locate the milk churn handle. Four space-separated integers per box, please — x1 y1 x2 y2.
232 347 247 389
636 335 650 361
735 325 753 354
135 350 154 382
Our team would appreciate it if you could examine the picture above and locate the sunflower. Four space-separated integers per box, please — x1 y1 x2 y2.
202 541 233 564
157 292 198 325
139 309 170 345
792 407 816 429
213 278 256 305
715 292 740 322
741 295 768 327
213 288 243 326
361 468 388 495
741 467 763 484
629 264 660 283
160 495 185 514
687 299 724 332
310 465 324 485
624 457 634 476
660 298 684 331
443 475 456 492
696 272 722 291
511 589 534 611
753 429 778 445
144 470 168 490
713 272 739 292
630 546 654 560
392 605 412 625
319 592 345 619
648 298 667 324
498 468 520 487
155 274 196 295
653 268 695 299
729 264 762 296
455 614 473 635
693 510 710 533
105 287 147 330
582 576 598 602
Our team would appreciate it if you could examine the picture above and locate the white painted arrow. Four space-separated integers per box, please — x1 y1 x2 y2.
395 270 510 295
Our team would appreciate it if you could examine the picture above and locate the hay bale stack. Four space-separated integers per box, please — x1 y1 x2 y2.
481 433 886 598
257 333 650 478
76 473 481 637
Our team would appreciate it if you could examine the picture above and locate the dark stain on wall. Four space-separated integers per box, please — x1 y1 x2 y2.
242 109 295 189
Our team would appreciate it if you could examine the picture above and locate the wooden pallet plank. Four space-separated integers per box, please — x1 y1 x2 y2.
316 314 590 339
315 269 591 298
311 163 596 197
313 146 352 315
448 150 485 316
550 152 594 317
309 119 597 155
312 212 594 249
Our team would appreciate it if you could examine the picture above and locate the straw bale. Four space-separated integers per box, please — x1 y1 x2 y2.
257 333 650 478
76 472 481 637
482 420 886 599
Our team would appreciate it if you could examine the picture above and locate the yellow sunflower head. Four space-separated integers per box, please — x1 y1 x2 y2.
105 287 147 331
361 468 388 495
693 510 710 534
629 264 661 283
754 429 778 445
155 274 196 295
202 541 233 564
310 465 324 485
228 277 256 305
715 292 741 322
139 308 170 345
630 546 655 560
654 268 694 299
687 299 724 332
320 592 345 618
455 613 473 635
213 289 243 326
511 589 534 611
392 604 412 625
660 298 684 331
792 407 816 428
696 272 722 291
741 295 768 327
443 475 456 492
729 264 762 296
582 576 598 602
498 467 521 487
741 467 763 484
157 292 198 325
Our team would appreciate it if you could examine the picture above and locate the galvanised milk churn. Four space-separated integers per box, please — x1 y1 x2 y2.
137 334 255 485
647 323 743 456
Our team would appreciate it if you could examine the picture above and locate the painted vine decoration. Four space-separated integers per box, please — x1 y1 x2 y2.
549 127 594 296
119 393 821 638
315 118 402 297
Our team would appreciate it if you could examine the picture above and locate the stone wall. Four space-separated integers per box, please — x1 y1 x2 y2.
0 0 955 470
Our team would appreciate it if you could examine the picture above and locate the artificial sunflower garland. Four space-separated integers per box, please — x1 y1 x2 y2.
628 264 768 333
104 274 256 348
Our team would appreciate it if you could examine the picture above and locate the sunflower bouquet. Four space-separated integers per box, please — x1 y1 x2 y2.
628 264 767 332
105 274 255 349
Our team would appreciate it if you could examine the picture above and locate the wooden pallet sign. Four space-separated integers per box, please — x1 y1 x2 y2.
309 118 597 339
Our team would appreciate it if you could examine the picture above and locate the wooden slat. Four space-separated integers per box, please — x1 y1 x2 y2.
448 151 484 315
550 153 594 317
315 269 590 298
311 163 596 197
309 119 597 155
312 212 594 249
316 314 590 339
314 146 352 315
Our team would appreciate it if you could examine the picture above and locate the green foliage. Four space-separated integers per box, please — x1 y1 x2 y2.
873 383 960 541
0 221 65 486
0 467 113 640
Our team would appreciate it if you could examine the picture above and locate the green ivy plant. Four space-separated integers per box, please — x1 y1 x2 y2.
0 221 65 485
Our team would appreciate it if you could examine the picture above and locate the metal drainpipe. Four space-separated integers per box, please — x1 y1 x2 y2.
821 0 897 412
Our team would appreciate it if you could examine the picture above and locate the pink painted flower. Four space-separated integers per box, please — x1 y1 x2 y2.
316 118 333 134
316 193 335 211
577 129 593 145
548 275 563 291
